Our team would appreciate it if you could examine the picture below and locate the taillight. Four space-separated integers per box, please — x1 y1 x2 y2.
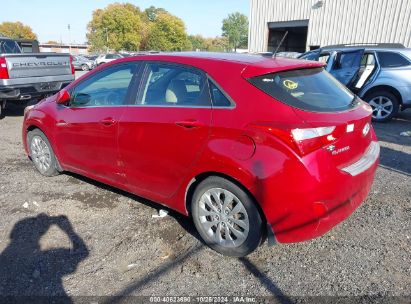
0 57 9 79
70 56 75 75
291 126 339 156
250 123 343 156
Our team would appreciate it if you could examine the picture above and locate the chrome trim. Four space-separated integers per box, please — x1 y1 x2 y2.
341 141 380 176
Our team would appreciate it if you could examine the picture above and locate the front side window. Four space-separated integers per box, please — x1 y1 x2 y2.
248 68 356 112
377 51 411 68
137 63 210 107
70 63 137 107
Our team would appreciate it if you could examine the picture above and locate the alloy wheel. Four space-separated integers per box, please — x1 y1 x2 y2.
198 188 249 248
369 96 394 120
30 135 52 174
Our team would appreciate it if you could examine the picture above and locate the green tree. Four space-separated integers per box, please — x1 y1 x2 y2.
222 12 248 51
87 3 147 52
144 6 168 22
146 13 191 51
204 37 229 52
0 21 37 40
188 35 206 51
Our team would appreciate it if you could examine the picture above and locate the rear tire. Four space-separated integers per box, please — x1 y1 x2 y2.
81 64 89 71
0 100 6 118
27 129 60 177
191 176 264 257
365 91 399 122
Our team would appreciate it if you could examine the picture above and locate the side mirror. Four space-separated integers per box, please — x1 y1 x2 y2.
56 90 71 105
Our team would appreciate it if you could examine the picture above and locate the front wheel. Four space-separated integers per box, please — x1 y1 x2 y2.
81 64 89 71
365 91 399 122
191 176 264 257
28 129 60 176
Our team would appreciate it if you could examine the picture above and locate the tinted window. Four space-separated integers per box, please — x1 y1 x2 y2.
209 81 232 107
0 39 21 54
105 54 114 59
70 64 136 107
377 51 410 68
336 52 362 69
138 63 210 107
299 51 319 61
248 68 355 112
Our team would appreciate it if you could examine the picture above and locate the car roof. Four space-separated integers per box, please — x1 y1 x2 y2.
119 52 324 78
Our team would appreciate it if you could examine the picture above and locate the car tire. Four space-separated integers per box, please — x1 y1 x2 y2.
365 91 399 122
81 64 89 71
191 176 264 257
27 129 60 177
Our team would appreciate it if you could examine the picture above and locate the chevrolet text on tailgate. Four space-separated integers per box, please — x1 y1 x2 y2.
0 36 75 117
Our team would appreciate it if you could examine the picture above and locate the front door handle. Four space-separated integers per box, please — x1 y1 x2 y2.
175 120 204 129
100 117 116 126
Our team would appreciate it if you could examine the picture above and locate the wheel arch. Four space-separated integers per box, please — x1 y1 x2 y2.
26 124 63 172
362 85 403 105
184 171 267 225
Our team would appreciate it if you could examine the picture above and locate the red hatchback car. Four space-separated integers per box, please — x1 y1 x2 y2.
23 53 379 256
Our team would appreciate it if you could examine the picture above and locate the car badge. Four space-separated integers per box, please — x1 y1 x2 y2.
326 145 335 152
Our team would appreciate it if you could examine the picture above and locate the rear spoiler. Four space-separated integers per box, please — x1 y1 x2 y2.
241 59 325 79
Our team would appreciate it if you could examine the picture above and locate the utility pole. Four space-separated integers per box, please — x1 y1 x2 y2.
68 24 72 54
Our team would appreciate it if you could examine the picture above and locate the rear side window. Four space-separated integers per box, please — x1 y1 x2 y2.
137 63 210 107
248 68 355 112
0 39 21 54
208 81 232 107
377 52 410 68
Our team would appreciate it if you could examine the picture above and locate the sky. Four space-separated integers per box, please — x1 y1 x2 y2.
0 0 249 44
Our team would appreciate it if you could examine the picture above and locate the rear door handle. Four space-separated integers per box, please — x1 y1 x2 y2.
100 117 116 126
175 120 204 129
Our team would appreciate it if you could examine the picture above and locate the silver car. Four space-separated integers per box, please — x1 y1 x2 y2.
299 44 411 122
72 55 95 71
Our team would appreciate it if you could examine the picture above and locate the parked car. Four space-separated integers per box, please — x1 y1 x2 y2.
0 36 74 117
94 53 123 66
84 54 98 61
23 53 379 256
72 55 95 71
299 44 411 122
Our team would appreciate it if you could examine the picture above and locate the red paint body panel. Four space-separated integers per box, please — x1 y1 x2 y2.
22 52 379 243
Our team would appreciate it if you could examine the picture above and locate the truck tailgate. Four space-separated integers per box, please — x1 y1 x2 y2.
4 53 72 78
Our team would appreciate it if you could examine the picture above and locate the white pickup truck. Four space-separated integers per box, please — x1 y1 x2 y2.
0 37 75 116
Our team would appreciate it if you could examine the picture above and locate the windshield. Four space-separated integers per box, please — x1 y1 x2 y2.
0 39 22 54
248 68 356 112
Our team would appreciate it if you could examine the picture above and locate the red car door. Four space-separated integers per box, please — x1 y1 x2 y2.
118 62 212 201
54 63 139 183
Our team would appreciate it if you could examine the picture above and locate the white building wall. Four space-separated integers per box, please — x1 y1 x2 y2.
249 0 411 52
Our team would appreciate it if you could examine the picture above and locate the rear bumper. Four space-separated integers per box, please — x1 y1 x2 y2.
264 141 379 244
0 79 72 101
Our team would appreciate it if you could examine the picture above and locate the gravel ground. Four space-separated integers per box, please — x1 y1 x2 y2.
0 96 410 301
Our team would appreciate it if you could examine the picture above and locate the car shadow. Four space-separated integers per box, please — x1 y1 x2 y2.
64 172 202 243
65 174 293 301
0 213 89 302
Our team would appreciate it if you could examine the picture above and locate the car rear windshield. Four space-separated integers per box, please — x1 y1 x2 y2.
248 68 356 112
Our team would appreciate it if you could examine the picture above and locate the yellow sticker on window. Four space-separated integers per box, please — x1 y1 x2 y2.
283 79 298 90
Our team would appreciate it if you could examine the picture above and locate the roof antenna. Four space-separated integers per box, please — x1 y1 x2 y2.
273 31 288 58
